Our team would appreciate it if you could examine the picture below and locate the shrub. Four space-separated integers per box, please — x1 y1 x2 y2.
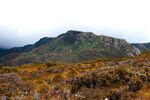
128 81 142 92
45 62 57 67
0 64 3 70
109 92 121 100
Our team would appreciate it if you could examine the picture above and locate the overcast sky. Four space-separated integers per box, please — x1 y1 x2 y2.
0 0 150 48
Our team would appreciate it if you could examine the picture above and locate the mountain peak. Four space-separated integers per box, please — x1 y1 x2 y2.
66 30 96 36
59 30 96 37
66 30 83 35
58 30 96 44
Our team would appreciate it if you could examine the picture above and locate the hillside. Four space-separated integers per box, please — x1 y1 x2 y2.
0 52 150 100
132 43 150 52
0 30 141 66
0 37 53 57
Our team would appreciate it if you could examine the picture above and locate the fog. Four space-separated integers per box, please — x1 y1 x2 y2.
0 0 150 48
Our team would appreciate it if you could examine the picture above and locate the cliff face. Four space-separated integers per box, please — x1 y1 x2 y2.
0 30 141 66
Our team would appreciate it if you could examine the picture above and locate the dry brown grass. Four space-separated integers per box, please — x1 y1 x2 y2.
0 52 150 99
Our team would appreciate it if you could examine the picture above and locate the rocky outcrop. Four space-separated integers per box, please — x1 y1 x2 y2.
132 42 150 51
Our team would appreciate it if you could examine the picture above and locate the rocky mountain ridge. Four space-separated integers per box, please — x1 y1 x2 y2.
0 30 141 66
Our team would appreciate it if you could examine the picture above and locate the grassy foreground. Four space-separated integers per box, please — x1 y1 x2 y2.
0 53 150 100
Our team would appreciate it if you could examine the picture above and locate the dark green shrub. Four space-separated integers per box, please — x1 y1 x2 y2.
128 81 142 92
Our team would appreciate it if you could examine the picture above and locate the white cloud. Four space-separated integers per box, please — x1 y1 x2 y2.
0 0 150 48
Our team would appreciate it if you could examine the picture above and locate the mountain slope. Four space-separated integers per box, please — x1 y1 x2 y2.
0 37 53 57
0 30 141 66
132 43 150 52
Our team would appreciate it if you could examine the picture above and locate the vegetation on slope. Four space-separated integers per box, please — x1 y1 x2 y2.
0 30 141 66
0 53 150 100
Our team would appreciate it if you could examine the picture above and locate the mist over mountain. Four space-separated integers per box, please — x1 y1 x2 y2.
1 0 150 48
1 0 150 99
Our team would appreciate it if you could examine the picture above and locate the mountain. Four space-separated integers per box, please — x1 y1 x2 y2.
0 30 141 66
0 48 8 57
0 37 53 57
132 43 150 52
